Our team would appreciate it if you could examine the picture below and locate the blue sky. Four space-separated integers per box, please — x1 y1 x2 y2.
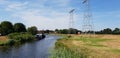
0 0 120 31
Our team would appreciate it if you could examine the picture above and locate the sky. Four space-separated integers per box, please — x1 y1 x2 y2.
0 0 120 31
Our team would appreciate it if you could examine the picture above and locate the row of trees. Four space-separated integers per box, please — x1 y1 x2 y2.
54 28 120 34
55 28 81 34
1 21 119 35
0 21 38 35
95 28 120 34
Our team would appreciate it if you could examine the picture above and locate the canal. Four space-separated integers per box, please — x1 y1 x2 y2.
0 35 60 58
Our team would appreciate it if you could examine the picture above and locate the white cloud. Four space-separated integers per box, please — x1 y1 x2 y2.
5 2 28 11
12 10 70 30
1 0 82 30
1 0 71 30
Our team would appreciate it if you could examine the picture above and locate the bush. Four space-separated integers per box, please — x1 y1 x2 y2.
8 33 35 43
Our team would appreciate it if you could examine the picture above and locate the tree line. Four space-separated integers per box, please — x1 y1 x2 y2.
55 28 81 34
0 21 38 36
55 28 120 34
1 21 119 35
95 28 120 34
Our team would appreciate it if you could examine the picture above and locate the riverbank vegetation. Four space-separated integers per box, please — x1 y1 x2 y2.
50 35 120 58
8 33 35 44
0 21 38 46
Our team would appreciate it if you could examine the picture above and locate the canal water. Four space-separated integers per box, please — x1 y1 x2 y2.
0 35 60 58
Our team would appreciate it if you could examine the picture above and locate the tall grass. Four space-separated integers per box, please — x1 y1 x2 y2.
50 37 89 58
50 47 85 58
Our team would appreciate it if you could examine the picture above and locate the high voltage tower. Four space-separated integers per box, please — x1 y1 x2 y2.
69 9 75 34
82 0 94 34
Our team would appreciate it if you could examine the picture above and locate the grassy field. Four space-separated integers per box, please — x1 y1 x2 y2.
50 34 120 58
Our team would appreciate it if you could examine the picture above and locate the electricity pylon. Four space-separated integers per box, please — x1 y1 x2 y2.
82 0 94 35
69 9 75 34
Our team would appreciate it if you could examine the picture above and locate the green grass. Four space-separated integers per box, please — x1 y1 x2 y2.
76 37 110 43
50 44 88 58
110 49 120 53
50 47 83 58
0 41 7 46
50 36 89 58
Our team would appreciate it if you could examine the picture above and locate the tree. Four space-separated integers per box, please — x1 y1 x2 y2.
68 28 77 34
0 21 13 35
55 29 58 32
54 29 78 34
45 30 50 34
102 28 112 34
14 23 26 32
27 26 37 35
62 29 68 34
55 29 59 33
113 28 120 34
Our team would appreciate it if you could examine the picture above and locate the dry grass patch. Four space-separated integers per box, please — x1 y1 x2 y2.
0 36 9 46
0 36 8 42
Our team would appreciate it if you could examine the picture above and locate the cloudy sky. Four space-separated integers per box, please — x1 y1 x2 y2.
0 0 120 31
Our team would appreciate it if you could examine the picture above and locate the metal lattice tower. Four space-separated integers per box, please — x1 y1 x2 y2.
82 0 94 34
69 9 75 34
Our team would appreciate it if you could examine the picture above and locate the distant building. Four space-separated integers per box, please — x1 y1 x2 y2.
77 32 81 35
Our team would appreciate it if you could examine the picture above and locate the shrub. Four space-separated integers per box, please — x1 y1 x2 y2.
8 33 35 43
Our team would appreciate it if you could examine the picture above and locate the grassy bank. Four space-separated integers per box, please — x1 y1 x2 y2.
50 35 89 58
50 35 120 58
0 33 35 46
